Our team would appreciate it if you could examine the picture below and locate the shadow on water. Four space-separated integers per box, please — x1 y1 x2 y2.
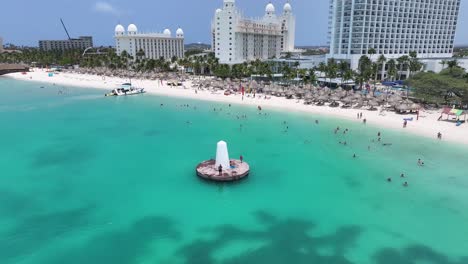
31 144 96 169
2 207 467 264
45 216 180 264
0 205 95 263
175 211 468 264
176 210 361 264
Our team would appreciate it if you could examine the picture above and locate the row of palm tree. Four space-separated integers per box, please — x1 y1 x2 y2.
314 50 426 90
1 47 431 89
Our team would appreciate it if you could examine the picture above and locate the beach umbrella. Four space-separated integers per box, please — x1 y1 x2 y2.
341 97 353 104
317 95 329 102
250 80 259 90
330 95 341 102
368 100 379 107
396 104 410 111
410 103 422 110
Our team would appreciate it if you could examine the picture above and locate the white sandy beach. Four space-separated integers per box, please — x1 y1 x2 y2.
6 68 468 145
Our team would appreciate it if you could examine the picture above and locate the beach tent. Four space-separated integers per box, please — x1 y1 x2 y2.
441 107 467 122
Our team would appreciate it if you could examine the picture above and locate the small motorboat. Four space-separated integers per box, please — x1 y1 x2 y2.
105 83 145 96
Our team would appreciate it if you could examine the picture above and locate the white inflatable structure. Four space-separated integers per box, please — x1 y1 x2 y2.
215 141 230 170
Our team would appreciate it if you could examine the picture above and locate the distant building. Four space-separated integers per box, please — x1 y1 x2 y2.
327 0 461 75
114 24 184 61
269 55 327 73
0 37 3 53
212 0 296 64
39 36 93 52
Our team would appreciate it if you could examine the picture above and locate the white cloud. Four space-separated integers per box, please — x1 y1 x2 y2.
94 1 120 15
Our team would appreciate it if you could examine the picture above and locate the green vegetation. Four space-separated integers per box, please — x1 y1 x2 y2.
0 48 83 66
301 49 327 56
454 47 468 58
3 47 467 104
406 61 468 105
184 49 205 57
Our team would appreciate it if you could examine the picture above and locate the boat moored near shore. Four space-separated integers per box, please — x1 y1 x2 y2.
105 83 145 96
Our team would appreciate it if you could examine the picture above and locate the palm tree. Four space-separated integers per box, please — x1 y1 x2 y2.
357 55 372 89
408 51 422 77
368 48 376 66
377 54 386 81
326 58 338 87
309 68 317 85
386 59 397 81
397 55 409 80
447 59 459 70
342 69 354 88
439 60 448 70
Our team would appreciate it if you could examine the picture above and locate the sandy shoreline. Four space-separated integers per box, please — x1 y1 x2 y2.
5 68 468 146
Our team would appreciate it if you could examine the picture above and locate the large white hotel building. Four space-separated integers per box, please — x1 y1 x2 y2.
327 0 461 70
114 24 184 60
212 0 296 64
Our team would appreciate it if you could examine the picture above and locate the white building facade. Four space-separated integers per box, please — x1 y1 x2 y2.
327 0 461 71
114 24 184 60
39 36 93 52
212 0 296 64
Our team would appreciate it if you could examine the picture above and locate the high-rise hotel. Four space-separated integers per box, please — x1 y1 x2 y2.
212 0 296 64
327 0 461 70
114 24 185 61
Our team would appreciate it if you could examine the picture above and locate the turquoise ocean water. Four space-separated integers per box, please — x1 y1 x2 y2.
1 77 468 264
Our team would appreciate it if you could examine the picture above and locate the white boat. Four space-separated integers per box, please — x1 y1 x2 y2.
105 83 145 96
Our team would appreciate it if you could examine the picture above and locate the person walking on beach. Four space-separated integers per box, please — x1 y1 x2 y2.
437 132 442 140
363 118 367 124
403 120 408 128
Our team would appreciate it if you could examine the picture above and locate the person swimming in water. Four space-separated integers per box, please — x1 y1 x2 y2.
387 178 392 182
353 154 356 158
403 182 408 187
417 159 424 166
401 173 405 178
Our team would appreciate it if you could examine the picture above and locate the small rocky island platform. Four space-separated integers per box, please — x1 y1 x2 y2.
196 140 250 182
196 159 250 182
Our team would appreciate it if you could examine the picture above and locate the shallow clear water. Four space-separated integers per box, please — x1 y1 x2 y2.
1 77 468 264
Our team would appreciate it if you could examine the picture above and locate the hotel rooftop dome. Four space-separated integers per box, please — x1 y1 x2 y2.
284 2 292 12
127 24 138 34
115 24 125 33
265 3 275 13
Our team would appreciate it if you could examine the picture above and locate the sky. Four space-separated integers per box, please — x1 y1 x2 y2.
1 0 467 47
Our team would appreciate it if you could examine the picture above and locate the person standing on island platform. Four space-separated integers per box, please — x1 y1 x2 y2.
218 165 223 176
240 155 243 163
